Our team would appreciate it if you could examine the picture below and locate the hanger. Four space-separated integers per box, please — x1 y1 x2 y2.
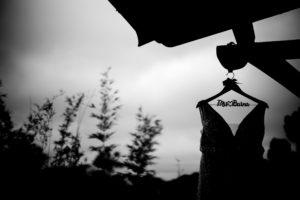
196 75 268 108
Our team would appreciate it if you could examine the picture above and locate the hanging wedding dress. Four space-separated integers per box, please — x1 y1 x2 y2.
196 100 268 200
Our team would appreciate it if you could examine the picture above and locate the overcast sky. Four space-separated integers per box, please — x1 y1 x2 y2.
0 0 299 180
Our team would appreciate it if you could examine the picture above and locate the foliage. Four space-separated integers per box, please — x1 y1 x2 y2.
0 80 47 174
0 80 15 159
284 107 300 150
89 67 122 174
23 93 62 151
52 93 85 167
0 80 14 141
126 107 163 177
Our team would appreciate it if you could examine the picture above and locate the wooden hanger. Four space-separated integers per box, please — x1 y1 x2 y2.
197 78 268 108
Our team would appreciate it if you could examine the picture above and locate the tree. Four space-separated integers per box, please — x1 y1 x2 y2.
0 80 47 175
126 107 163 177
89 67 122 174
0 80 15 162
267 138 292 162
284 107 300 152
0 80 14 143
52 93 85 167
23 94 61 151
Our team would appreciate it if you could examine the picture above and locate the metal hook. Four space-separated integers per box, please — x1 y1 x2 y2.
226 71 235 79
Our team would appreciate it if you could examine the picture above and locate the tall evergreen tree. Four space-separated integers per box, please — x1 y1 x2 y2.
52 93 85 167
89 67 122 174
126 107 163 177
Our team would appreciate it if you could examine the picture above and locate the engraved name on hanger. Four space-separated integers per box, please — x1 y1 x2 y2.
215 99 250 107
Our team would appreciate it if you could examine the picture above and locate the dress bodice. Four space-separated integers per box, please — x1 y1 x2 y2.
197 100 268 156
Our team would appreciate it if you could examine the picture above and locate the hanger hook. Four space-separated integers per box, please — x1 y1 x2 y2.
226 71 235 79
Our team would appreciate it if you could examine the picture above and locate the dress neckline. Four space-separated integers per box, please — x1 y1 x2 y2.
202 101 264 137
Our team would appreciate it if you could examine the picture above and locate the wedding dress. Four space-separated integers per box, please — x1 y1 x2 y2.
196 100 268 200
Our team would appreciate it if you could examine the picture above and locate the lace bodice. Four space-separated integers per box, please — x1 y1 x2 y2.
197 100 267 155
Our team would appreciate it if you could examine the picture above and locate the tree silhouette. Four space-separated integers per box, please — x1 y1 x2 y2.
126 107 163 177
284 107 300 152
52 93 85 167
0 80 15 166
89 67 122 174
0 80 14 144
267 138 292 162
23 93 62 152
0 80 47 177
